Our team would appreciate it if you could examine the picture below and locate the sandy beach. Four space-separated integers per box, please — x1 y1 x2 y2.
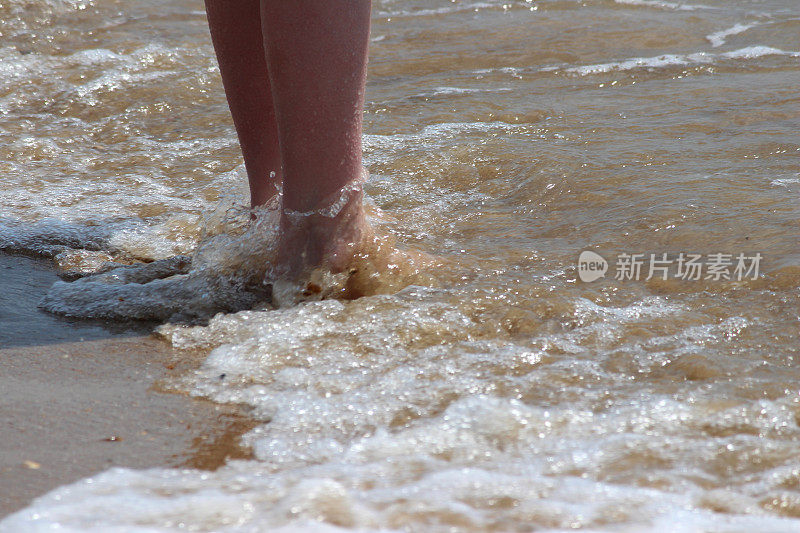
0 253 254 518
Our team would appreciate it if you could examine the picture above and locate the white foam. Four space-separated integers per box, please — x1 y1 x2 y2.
428 86 513 96
0 0 93 13
473 66 525 78
721 45 798 59
67 47 124 64
771 175 800 188
563 46 799 75
364 120 531 152
706 22 758 47
614 0 711 11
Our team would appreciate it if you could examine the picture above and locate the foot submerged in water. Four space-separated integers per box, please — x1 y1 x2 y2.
273 171 370 281
40 177 443 320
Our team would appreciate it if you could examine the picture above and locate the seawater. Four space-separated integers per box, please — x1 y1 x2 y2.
1 0 800 530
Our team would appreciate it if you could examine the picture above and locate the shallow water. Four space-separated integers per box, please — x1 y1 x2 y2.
0 253 152 347
1 0 800 530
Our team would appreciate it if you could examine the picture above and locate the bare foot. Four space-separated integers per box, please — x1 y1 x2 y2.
273 171 371 279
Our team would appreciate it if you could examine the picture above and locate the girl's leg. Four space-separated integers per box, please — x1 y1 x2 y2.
261 0 372 275
204 0 281 208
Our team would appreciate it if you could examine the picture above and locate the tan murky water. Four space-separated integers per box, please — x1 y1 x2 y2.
2 0 800 530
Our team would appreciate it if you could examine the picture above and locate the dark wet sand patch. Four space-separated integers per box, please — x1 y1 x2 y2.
0 251 154 347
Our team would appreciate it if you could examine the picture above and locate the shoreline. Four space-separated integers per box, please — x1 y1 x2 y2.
0 254 255 518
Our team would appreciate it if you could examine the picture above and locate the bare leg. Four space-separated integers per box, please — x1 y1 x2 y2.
261 0 372 276
205 0 281 208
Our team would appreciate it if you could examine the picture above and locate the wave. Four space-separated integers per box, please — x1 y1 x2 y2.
561 46 800 75
6 291 800 531
706 22 759 48
613 0 711 11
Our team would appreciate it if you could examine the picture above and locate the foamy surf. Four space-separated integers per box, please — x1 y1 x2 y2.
560 46 799 75
706 22 759 47
6 290 800 531
613 0 711 11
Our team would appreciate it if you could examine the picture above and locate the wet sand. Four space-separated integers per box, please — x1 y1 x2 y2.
0 254 255 518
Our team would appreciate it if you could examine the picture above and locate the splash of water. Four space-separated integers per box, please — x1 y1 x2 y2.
39 191 441 322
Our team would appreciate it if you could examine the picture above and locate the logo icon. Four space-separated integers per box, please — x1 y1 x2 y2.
578 251 608 282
